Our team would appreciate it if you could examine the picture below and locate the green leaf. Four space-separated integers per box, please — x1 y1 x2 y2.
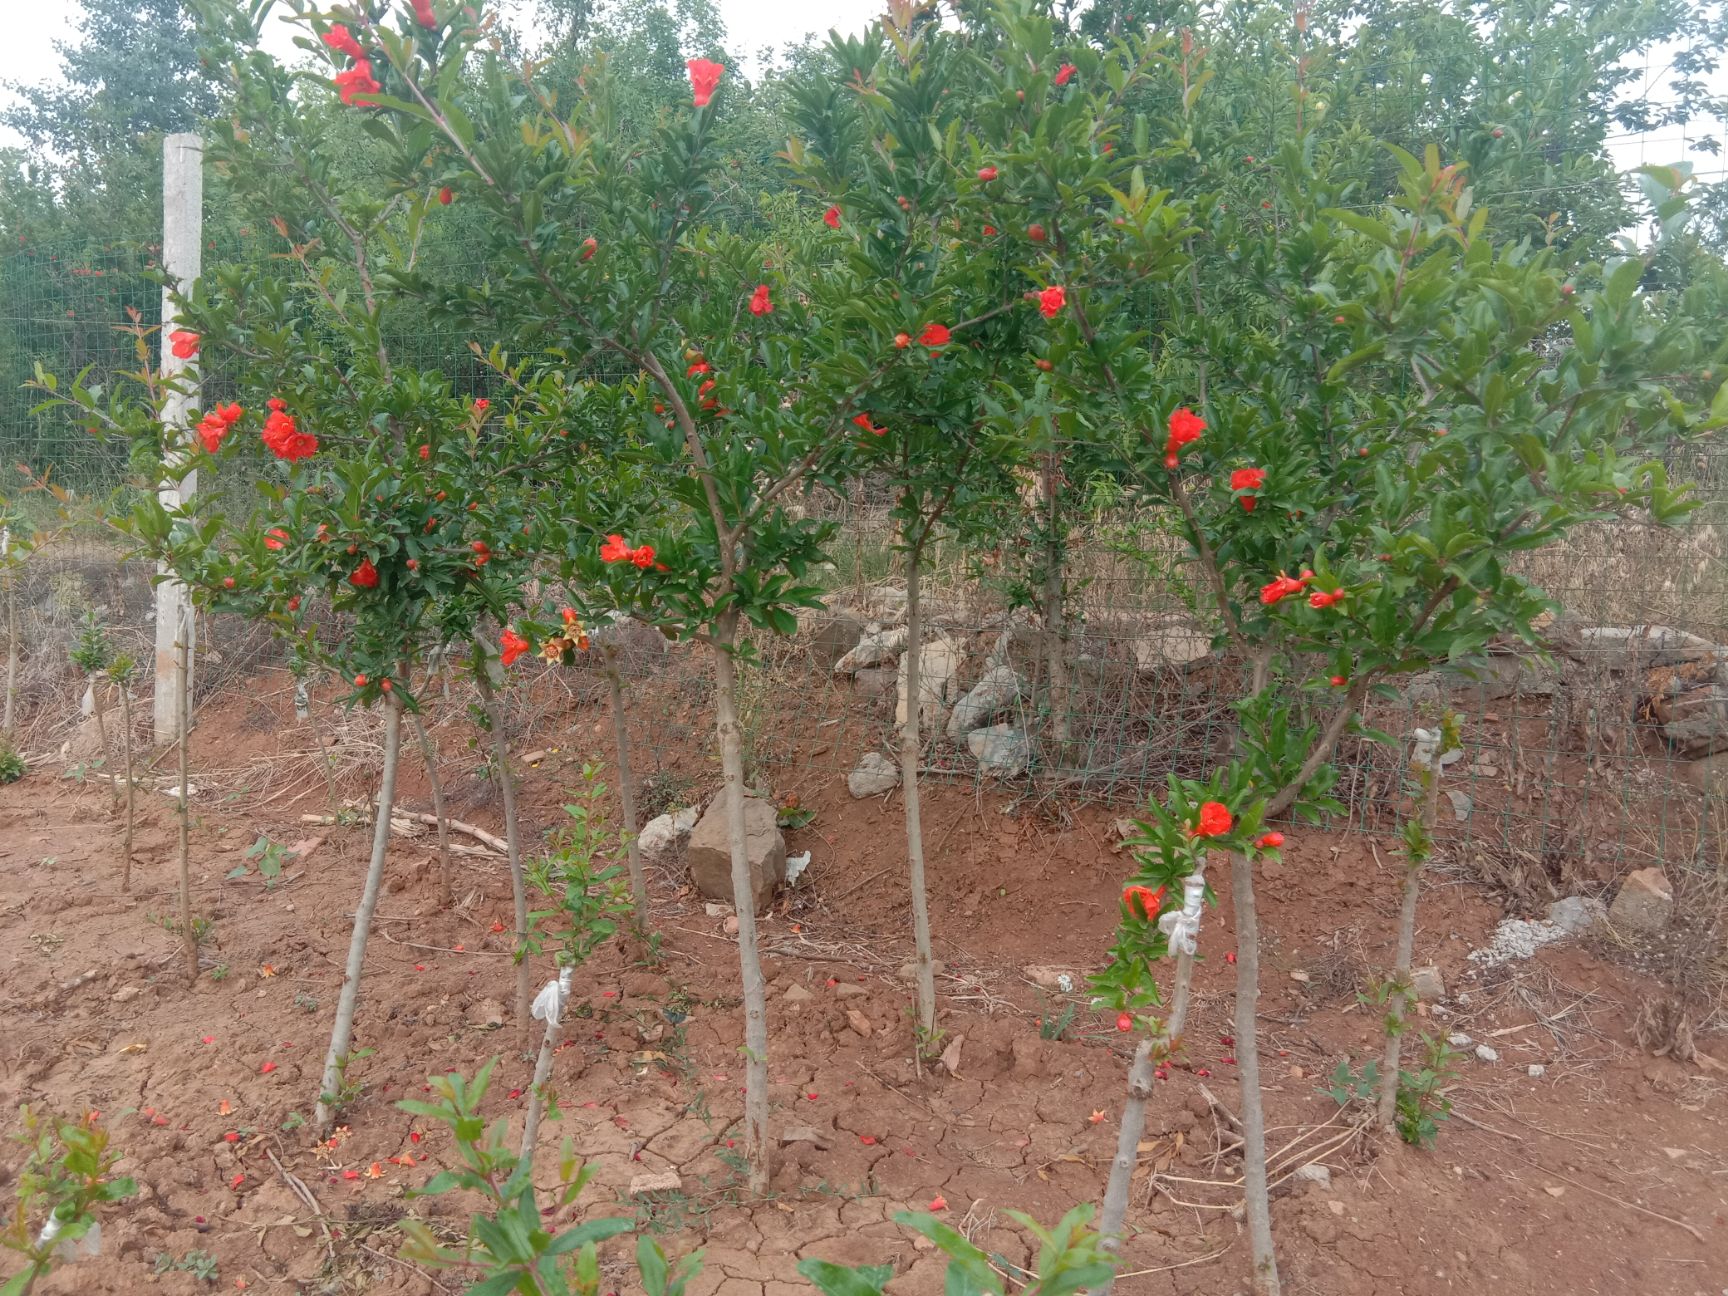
794 1259 894 1295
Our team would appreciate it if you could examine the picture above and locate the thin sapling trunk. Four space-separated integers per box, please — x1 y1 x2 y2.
1040 452 1073 758
176 628 196 983
1232 847 1281 1296
898 545 938 1048
3 549 17 736
409 711 455 909
117 679 136 892
476 668 532 1041
316 694 403 1133
1377 726 1448 1130
603 646 649 932
710 619 772 1196
520 967 572 1167
89 681 119 805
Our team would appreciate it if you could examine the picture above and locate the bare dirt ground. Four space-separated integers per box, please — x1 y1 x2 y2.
2 666 1725 1296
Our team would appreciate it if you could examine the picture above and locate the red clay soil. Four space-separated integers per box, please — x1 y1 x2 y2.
1 669 1724 1296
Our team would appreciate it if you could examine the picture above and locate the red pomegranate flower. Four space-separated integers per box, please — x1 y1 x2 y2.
322 24 364 60
630 545 657 569
1116 1012 1133 1032
1308 588 1346 608
438 186 453 205
412 0 437 29
853 413 886 437
599 534 632 563
1192 800 1232 838
335 60 381 107
823 206 841 229
1122 884 1165 921
687 360 710 377
264 528 288 551
579 236 597 261
687 58 725 107
195 402 243 454
977 165 998 181
1255 832 1285 849
261 399 318 461
918 322 951 350
1038 285 1067 318
349 559 379 590
1230 466 1266 511
169 329 199 360
748 283 773 316
500 628 530 666
1163 405 1206 468
1259 572 1309 605
1055 63 1077 86
893 332 911 349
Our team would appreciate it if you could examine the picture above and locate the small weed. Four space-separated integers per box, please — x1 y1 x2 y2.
1395 1034 1459 1148
279 1111 305 1133
146 911 214 945
0 737 25 784
226 834 289 887
153 1248 219 1282
294 990 320 1014
320 1047 376 1115
1038 998 1077 1041
1319 1057 1381 1108
208 963 230 982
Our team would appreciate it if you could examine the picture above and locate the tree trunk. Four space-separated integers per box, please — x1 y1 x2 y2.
408 712 454 909
2 552 18 736
476 668 532 1042
176 630 196 984
520 967 573 1170
603 647 649 931
1097 949 1194 1283
1377 753 1443 1129
89 680 119 805
710 617 772 1196
118 680 136 893
1231 848 1281 1296
1040 452 1072 760
315 695 402 1134
898 548 938 1046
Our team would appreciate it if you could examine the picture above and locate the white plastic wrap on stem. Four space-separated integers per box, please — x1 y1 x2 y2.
520 966 575 1169
531 967 574 1026
1410 727 1460 773
1157 866 1208 956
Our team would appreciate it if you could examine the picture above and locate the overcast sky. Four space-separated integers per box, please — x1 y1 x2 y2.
1 0 1721 188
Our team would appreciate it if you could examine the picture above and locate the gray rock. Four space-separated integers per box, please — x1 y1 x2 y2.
1474 1044 1500 1063
847 752 900 799
968 724 1030 777
833 627 908 674
1445 790 1472 822
1447 1032 1473 1047
945 664 1025 738
1128 616 1213 672
1410 965 1445 1002
686 795 786 915
783 984 813 1006
809 611 868 668
637 806 699 867
897 632 964 730
834 983 868 1000
1024 966 1077 993
1608 867 1672 934
1573 624 1722 670
897 959 946 981
852 666 898 699
1292 1164 1332 1189
1646 660 1728 758
1527 1064 1546 1078
466 999 507 1030
1546 895 1607 935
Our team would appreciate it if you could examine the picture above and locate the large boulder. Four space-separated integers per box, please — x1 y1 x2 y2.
686 796 785 914
834 627 907 675
807 611 867 669
897 632 964 730
968 724 1031 778
945 665 1025 739
636 806 699 867
1128 615 1214 672
1646 659 1728 758
1608 867 1672 934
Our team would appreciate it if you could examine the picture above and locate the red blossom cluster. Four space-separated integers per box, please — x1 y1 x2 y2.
1164 406 1205 469
195 402 244 454
349 558 378 589
321 23 363 59
500 627 530 666
264 527 288 551
919 322 950 350
1054 62 1077 86
822 206 841 229
411 0 437 29
169 329 199 360
1258 569 1314 605
1038 285 1067 318
853 413 886 437
600 534 657 568
261 399 318 461
748 283 773 316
